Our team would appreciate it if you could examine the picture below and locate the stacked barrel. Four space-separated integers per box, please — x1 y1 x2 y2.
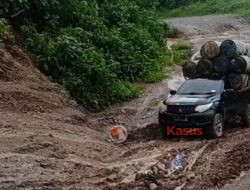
183 39 250 90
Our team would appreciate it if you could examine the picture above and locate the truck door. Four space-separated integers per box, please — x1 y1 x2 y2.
234 89 248 115
223 80 238 119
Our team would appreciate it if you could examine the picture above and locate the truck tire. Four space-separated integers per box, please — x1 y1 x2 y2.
241 105 250 127
206 113 224 139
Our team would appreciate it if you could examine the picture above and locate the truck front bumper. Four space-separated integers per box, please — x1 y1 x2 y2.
158 110 215 129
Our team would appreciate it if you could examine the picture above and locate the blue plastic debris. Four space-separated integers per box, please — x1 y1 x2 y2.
171 151 187 171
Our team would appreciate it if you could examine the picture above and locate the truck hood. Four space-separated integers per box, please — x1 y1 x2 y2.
167 94 219 106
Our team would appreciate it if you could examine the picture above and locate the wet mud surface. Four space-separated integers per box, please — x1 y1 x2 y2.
0 15 250 190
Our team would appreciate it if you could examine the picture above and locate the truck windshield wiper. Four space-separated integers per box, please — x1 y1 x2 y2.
180 92 216 95
202 92 217 95
180 92 201 95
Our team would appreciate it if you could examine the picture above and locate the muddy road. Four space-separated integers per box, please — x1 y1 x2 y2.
90 15 250 190
87 15 250 189
166 15 250 52
0 15 250 190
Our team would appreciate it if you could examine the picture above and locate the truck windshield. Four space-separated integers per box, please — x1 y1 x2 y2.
177 79 223 95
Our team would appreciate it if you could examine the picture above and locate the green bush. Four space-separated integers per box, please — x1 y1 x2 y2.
0 19 10 40
159 0 250 18
172 41 190 65
0 0 170 111
158 0 208 10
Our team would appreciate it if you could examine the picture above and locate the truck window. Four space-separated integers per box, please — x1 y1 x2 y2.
177 79 223 95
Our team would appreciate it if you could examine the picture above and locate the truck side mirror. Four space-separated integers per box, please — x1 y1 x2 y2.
170 90 177 95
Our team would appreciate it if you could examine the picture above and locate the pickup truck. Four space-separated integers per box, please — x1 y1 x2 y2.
158 78 250 139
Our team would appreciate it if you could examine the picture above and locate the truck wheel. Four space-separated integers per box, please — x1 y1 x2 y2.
241 105 250 127
206 113 224 139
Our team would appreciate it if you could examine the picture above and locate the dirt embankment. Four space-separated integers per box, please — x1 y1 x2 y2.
0 42 121 189
0 14 250 190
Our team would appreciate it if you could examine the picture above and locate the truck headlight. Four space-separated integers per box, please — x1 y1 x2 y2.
195 103 213 113
159 101 168 113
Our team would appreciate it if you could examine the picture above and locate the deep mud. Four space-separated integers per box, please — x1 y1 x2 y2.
1 15 250 190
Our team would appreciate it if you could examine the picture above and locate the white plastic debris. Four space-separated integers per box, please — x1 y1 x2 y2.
144 169 153 176
108 125 128 144
149 183 158 190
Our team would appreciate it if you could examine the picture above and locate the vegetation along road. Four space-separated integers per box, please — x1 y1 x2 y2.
1 0 250 189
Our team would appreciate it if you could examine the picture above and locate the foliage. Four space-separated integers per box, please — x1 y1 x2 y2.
172 41 190 65
0 19 10 40
158 0 207 10
163 40 190 67
165 27 181 38
0 0 170 111
159 0 250 18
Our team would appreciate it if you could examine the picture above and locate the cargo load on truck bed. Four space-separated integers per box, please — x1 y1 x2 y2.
183 39 250 94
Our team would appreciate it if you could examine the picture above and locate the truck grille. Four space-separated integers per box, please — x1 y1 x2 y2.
167 105 196 114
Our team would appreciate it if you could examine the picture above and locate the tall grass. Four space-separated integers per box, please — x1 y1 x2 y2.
159 0 250 19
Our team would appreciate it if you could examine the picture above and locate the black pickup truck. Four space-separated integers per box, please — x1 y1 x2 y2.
158 78 250 139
